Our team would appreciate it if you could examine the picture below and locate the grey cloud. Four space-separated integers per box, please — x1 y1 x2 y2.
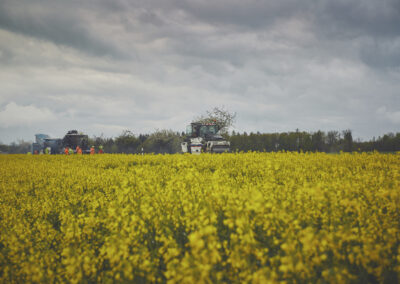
314 0 400 38
360 38 400 69
0 0 399 143
169 0 400 70
174 0 400 37
0 0 128 59
176 0 298 29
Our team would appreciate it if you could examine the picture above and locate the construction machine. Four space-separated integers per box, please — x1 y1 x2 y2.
61 130 90 153
181 122 230 154
43 138 63 154
31 130 90 154
31 134 50 153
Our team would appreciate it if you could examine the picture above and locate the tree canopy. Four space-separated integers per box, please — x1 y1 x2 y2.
194 106 236 133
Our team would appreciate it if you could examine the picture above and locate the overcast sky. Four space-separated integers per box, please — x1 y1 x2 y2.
0 0 399 143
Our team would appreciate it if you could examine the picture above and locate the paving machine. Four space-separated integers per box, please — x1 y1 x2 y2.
31 134 50 153
43 138 63 154
61 130 90 153
181 122 230 154
31 130 89 154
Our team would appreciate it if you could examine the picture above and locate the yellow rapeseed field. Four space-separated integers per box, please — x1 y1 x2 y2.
0 152 399 283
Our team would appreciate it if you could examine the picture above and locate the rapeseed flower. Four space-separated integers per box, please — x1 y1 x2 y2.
0 152 399 283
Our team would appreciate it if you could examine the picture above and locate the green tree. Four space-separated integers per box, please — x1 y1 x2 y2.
115 130 141 153
326 131 340 152
142 129 182 154
342 129 353 152
90 134 115 153
8 140 31 154
312 131 325 152
194 106 236 134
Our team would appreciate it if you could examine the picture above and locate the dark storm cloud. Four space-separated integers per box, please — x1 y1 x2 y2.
360 38 400 69
314 0 400 38
172 0 400 68
0 0 127 59
175 0 300 29
176 0 400 36
2 0 399 67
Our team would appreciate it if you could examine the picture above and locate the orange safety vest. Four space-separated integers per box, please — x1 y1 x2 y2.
90 147 95 155
77 148 82 155
64 148 69 155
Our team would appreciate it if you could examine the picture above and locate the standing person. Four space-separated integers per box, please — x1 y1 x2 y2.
90 146 95 155
69 147 74 154
45 147 49 155
77 146 82 155
64 147 69 155
99 145 104 154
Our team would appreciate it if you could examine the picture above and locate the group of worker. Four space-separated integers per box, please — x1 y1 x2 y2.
64 146 79 155
32 147 51 154
64 145 104 155
29 145 104 155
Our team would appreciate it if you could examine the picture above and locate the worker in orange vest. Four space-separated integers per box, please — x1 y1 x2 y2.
76 146 83 155
64 147 69 155
90 146 95 155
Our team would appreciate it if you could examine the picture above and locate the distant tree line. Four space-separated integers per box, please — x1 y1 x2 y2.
87 129 183 154
1 129 399 154
0 140 31 154
229 130 400 153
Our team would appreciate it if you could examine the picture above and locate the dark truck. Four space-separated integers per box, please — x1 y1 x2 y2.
60 130 90 154
33 130 90 154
